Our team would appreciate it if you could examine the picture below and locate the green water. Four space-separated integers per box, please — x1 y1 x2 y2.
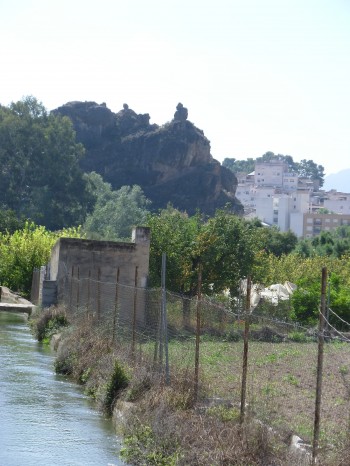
0 312 125 466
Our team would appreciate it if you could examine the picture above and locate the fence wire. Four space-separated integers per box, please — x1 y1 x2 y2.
59 273 350 459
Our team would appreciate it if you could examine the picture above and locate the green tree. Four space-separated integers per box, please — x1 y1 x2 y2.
291 283 320 324
294 159 325 187
147 206 201 292
292 226 350 259
0 222 83 296
148 207 257 326
0 209 25 234
199 210 255 296
83 173 151 240
222 157 255 173
0 96 94 229
148 207 256 296
251 222 298 257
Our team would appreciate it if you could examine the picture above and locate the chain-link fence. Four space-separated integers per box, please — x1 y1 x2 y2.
59 270 350 463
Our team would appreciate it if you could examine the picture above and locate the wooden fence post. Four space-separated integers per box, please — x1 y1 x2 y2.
76 266 80 314
87 270 91 319
97 267 101 322
131 266 138 357
240 276 251 424
194 263 202 402
112 268 120 344
312 267 327 464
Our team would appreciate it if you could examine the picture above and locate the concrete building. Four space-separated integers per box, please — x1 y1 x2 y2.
303 213 350 238
31 227 150 325
254 160 297 191
323 191 350 215
235 158 350 238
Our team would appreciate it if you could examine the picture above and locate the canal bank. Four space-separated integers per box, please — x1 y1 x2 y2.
0 311 125 466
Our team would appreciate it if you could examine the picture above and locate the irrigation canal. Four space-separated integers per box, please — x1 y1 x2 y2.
0 311 125 466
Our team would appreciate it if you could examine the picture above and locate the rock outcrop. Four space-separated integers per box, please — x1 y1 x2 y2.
53 101 242 215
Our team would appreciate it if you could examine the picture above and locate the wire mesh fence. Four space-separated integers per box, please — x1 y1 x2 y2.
59 271 350 461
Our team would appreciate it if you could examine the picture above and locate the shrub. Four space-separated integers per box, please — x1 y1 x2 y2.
103 360 129 415
33 308 68 342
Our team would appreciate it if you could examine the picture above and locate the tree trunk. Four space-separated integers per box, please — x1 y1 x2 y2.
182 296 191 329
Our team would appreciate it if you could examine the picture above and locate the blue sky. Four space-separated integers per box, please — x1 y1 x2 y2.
1 0 349 176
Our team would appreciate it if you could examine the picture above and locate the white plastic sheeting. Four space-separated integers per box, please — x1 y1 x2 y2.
238 279 297 310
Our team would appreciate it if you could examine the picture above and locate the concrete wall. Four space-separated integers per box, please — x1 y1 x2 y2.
35 227 150 325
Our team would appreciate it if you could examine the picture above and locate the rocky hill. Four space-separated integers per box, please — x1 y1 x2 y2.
53 101 242 215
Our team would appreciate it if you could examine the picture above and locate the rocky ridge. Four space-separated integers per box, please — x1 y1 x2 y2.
53 101 242 215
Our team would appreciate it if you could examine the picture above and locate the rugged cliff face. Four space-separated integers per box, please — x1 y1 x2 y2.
53 101 242 215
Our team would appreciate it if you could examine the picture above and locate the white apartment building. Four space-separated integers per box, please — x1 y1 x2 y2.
254 160 298 191
323 191 350 215
235 159 350 237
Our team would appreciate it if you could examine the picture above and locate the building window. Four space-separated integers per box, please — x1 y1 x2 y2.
307 218 313 224
333 219 338 223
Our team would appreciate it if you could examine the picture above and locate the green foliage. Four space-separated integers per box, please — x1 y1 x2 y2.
251 250 350 325
83 172 151 240
291 283 320 324
251 222 298 257
328 274 350 329
0 222 83 295
200 209 256 295
295 159 325 187
0 96 94 229
0 209 25 234
147 206 202 293
222 157 255 173
34 309 68 342
120 424 182 466
294 226 350 259
148 207 256 297
288 331 309 343
104 360 129 415
206 405 240 422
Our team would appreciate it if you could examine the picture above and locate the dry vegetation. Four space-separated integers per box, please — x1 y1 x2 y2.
31 307 350 465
